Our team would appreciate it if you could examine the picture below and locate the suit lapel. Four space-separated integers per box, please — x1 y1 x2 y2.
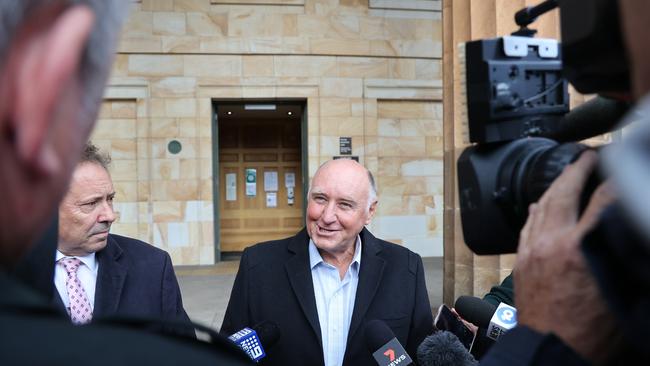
93 235 127 318
285 229 322 346
347 228 386 343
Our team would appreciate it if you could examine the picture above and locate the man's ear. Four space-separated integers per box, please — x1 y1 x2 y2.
10 4 95 177
365 200 378 225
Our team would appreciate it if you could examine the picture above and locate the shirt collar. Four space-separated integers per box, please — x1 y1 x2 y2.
308 236 362 270
56 250 97 272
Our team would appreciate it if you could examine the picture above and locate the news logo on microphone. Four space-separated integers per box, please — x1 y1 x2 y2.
372 338 413 366
487 303 517 340
228 327 266 362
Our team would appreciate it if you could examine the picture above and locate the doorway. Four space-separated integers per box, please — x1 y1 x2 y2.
213 101 306 258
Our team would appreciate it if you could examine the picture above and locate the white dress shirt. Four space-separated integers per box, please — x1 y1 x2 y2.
54 251 99 311
309 237 361 366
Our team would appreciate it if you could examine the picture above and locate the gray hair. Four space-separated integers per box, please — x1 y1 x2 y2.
81 142 111 171
0 0 128 122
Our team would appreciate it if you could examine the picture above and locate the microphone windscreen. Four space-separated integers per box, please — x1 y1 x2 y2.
417 331 478 366
253 321 281 349
454 296 496 328
364 320 395 352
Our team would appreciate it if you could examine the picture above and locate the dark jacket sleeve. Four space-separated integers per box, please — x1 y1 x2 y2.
483 272 515 307
220 249 250 335
405 252 434 359
161 252 192 325
480 326 590 366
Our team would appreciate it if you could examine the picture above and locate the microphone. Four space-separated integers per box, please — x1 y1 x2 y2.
365 320 413 366
228 321 280 362
454 296 517 341
417 331 478 366
547 96 630 143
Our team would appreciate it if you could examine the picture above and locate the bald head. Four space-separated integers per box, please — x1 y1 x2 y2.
311 159 378 210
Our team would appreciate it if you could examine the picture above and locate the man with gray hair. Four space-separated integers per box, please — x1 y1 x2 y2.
0 1 250 364
222 158 433 365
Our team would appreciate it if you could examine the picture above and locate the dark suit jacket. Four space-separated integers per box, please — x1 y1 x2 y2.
54 234 190 324
0 271 252 365
221 227 433 366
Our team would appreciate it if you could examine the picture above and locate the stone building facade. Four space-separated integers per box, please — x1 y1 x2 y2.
93 0 444 267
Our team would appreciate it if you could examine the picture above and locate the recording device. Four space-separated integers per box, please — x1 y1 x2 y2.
417 331 478 366
457 0 631 254
433 304 476 350
228 321 280 362
454 296 517 341
365 320 413 366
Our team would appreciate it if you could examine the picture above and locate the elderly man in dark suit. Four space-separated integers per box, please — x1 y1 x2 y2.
53 143 190 325
221 158 433 365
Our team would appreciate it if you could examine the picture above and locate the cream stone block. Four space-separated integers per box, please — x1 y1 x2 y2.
274 56 337 77
179 159 199 179
199 159 212 180
111 223 139 239
377 136 426 156
181 247 199 265
383 18 418 40
98 102 113 118
378 118 400 136
174 0 212 12
110 139 137 160
378 176 427 196
123 11 153 37
426 136 443 158
243 56 274 77
242 86 277 98
153 12 186 36
404 236 442 257
415 59 441 80
92 119 137 139
319 136 340 156
187 12 227 36
112 101 137 118
308 135 319 156
168 222 190 247
297 15 359 39
372 40 441 58
165 98 197 118
110 55 129 78
320 78 362 98
162 36 201 53
138 182 151 201
415 18 441 39
351 98 365 117
137 99 148 119
183 55 241 77
319 98 351 117
150 118 178 138
400 159 441 176
198 99 212 119
199 179 213 200
311 38 370 55
389 59 416 79
370 0 441 12
228 13 288 38
114 202 139 224
138 202 152 222
111 160 138 181
153 201 183 222
354 135 376 155
400 119 441 137
138 224 153 245
373 215 429 238
152 180 200 201
151 139 170 158
152 77 197 98
198 117 211 139
378 101 435 119
118 36 163 53
184 200 214 222
364 116 378 136
178 118 198 137
378 157 402 177
338 57 388 78
136 118 149 139
153 159 180 180
128 55 183 76
142 0 173 11
114 181 138 202
319 117 364 136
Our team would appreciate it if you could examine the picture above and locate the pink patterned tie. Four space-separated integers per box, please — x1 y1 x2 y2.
59 257 93 325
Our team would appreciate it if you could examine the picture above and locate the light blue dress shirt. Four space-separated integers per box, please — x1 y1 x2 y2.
309 237 361 366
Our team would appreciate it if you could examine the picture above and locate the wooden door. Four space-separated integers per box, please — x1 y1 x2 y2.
218 116 303 252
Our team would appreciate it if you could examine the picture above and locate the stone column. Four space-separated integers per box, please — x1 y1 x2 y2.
442 0 560 304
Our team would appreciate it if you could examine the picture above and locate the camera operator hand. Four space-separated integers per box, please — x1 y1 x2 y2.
515 151 621 364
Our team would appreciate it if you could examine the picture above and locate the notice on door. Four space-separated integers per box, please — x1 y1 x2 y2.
226 173 237 201
245 169 257 197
